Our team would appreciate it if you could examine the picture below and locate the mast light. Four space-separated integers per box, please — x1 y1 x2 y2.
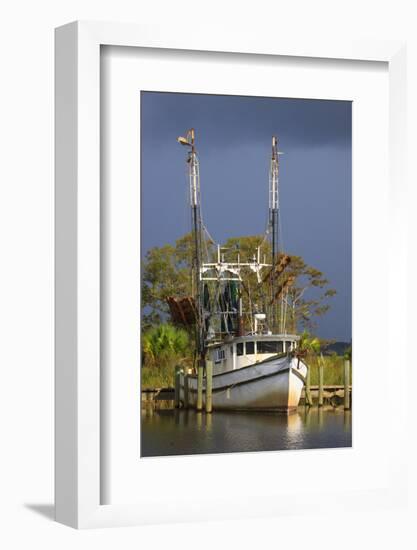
177 136 191 146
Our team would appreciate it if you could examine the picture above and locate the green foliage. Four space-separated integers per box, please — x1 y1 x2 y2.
141 233 214 327
298 330 321 355
283 256 336 333
141 239 190 327
141 323 194 389
297 331 352 385
343 345 352 361
141 232 336 334
141 363 177 389
142 323 191 367
308 355 352 386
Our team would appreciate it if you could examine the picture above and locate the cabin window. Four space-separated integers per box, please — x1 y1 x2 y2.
257 341 283 354
245 341 255 355
285 341 292 352
214 349 226 363
237 343 244 356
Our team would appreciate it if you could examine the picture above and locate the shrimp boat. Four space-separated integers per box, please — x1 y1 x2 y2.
168 130 307 412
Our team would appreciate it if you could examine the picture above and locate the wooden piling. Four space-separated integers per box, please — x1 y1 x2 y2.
183 372 189 409
205 360 213 413
344 359 350 410
196 360 204 411
305 365 312 407
318 354 324 407
174 366 182 408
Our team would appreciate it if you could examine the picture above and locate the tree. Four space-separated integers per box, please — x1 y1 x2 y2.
141 234 194 327
283 255 337 333
141 232 336 334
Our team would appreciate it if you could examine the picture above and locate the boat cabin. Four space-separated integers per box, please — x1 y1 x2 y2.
208 334 299 375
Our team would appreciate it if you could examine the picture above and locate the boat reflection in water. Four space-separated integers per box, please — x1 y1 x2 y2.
141 406 351 457
284 410 304 448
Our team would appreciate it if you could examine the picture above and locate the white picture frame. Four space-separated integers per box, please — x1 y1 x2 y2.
55 21 407 529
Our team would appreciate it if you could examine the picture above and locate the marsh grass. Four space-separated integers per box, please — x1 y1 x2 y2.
307 354 352 385
141 353 352 389
141 361 178 389
141 323 194 388
141 356 194 389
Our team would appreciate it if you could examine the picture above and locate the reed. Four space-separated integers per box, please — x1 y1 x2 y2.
141 362 178 389
142 353 352 390
307 354 352 386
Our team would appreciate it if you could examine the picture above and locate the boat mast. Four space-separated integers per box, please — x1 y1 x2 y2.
176 131 276 347
177 129 205 359
269 136 280 330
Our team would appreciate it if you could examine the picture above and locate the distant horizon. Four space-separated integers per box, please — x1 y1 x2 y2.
141 91 352 341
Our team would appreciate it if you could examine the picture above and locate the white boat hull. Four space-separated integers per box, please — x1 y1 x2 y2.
180 355 307 412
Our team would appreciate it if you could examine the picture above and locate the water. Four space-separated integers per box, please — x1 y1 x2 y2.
141 406 352 457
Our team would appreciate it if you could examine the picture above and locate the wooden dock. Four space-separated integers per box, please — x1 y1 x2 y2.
301 385 352 407
142 387 174 401
141 384 352 408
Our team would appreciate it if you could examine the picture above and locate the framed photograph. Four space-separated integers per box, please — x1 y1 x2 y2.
55 21 407 528
139 91 352 459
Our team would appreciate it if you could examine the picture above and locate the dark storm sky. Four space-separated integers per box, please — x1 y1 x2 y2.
141 92 352 341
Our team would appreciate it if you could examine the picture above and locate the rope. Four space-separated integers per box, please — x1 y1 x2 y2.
278 209 285 254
